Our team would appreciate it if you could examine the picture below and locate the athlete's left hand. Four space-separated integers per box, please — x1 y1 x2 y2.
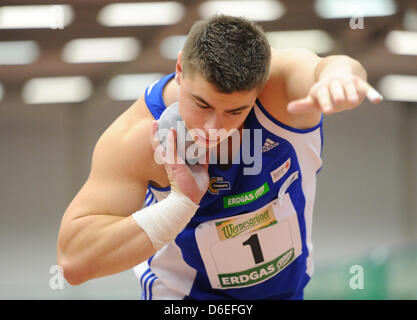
287 74 383 115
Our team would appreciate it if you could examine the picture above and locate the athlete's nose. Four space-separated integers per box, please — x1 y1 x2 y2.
203 113 223 133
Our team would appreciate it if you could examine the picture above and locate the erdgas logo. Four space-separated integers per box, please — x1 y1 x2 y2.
218 248 295 288
254 185 265 199
276 249 294 270
223 182 270 208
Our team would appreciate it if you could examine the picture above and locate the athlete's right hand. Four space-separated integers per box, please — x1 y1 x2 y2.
150 120 210 205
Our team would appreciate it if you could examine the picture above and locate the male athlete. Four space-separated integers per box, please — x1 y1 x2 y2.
57 15 382 299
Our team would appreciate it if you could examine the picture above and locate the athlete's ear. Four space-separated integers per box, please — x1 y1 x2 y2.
175 51 183 85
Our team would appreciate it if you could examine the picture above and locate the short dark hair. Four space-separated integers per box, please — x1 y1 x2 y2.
181 14 271 93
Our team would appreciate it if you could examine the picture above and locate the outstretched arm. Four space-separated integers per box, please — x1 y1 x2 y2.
268 48 383 128
288 54 382 114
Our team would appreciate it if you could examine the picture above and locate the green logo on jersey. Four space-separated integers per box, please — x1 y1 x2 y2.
218 248 295 288
223 182 270 208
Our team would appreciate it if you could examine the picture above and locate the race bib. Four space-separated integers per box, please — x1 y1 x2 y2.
195 193 302 289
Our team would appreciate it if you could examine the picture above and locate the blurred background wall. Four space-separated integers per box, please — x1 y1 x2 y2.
0 0 416 299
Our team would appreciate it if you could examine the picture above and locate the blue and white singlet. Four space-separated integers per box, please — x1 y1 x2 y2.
133 73 324 300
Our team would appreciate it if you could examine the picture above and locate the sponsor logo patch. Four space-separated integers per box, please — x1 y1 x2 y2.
223 182 270 208
270 158 291 183
215 205 277 240
208 177 231 195
218 248 295 288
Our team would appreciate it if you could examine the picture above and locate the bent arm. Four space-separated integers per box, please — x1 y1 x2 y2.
57 118 156 285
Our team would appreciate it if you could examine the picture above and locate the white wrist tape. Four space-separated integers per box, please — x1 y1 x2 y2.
132 191 199 251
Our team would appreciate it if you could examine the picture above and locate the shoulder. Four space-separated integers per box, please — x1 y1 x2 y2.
93 95 161 182
256 48 322 129
269 48 322 75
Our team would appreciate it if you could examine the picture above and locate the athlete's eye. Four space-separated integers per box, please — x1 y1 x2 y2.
196 103 210 110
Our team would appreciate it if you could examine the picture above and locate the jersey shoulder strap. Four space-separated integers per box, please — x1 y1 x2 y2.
144 73 175 120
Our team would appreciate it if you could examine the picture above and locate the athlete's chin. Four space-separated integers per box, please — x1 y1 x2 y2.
193 138 220 149
189 131 218 148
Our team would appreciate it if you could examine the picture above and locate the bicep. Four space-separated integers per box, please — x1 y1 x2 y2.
63 123 151 223
67 175 147 222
